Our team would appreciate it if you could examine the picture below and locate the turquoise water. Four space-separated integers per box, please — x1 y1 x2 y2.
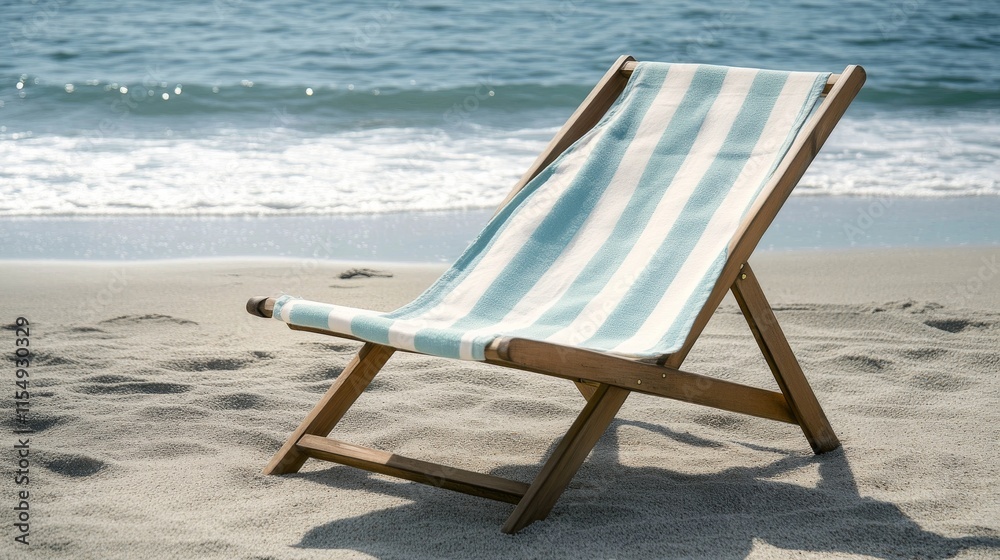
1 1 997 255
6 1 999 100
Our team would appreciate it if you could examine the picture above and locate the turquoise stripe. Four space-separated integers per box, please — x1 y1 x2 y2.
580 70 790 352
411 327 463 359
444 63 671 332
410 329 491 360
506 64 729 342
349 314 393 346
271 295 294 322
286 300 337 331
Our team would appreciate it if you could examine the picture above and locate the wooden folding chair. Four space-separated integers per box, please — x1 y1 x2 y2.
246 56 865 533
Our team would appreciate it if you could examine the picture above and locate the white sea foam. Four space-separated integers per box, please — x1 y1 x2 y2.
0 126 551 216
799 112 999 198
0 113 996 217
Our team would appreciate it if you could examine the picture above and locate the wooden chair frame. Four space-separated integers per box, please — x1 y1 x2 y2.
246 56 866 533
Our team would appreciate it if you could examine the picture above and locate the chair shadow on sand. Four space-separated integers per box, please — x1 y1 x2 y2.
291 418 999 559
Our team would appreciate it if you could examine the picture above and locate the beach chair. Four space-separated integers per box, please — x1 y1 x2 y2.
246 56 865 533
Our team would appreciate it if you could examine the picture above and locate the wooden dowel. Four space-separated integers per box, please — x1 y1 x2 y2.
619 60 840 94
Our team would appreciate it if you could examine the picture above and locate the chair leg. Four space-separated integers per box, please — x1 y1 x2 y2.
731 263 839 454
502 383 630 533
264 342 395 475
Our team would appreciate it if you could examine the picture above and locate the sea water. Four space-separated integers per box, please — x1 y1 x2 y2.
1 0 997 258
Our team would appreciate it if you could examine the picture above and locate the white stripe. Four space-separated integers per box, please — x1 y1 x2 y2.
385 319 427 352
458 330 479 360
326 305 366 334
615 72 823 355
279 300 298 323
545 68 759 348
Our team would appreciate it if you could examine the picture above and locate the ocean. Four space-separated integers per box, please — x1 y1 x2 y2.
1 0 998 259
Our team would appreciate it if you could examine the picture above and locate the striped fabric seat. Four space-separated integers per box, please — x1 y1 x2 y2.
274 62 829 361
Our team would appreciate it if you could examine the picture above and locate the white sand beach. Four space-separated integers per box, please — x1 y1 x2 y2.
4 248 999 559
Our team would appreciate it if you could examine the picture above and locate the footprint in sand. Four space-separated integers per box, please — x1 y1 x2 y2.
159 356 253 371
909 371 974 392
76 380 192 395
899 347 948 360
139 405 211 421
27 351 76 367
693 412 746 430
924 318 989 333
38 452 107 477
833 354 892 373
206 392 275 411
99 314 198 326
294 366 346 383
299 341 360 353
1 413 67 432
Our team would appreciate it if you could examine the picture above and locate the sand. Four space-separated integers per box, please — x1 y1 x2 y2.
3 248 999 559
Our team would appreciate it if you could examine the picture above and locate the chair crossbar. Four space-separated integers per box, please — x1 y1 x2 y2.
296 435 529 504
619 60 840 94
